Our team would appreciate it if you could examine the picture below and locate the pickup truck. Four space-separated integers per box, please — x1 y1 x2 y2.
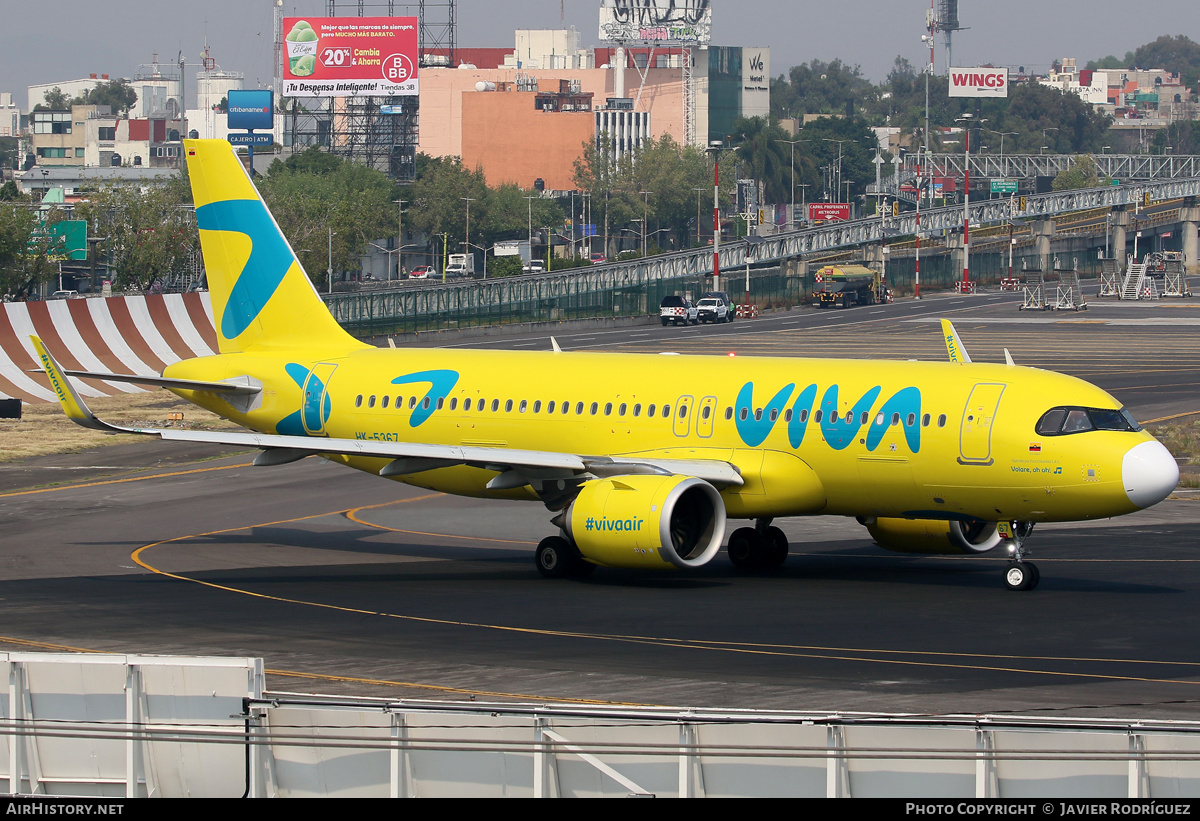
697 293 732 323
659 295 698 326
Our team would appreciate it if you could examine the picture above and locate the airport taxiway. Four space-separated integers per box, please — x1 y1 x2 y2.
2 291 1199 718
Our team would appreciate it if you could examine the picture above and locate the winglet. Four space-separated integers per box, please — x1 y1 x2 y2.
551 336 562 353
29 336 125 432
940 320 972 364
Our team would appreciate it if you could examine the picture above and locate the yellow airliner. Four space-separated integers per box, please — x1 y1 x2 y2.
33 140 1179 591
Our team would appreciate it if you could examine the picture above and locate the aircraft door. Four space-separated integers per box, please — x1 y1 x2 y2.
302 363 338 436
673 394 695 438
958 382 1005 465
696 396 718 438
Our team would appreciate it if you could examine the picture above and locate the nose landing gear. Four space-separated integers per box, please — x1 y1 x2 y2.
1000 521 1039 591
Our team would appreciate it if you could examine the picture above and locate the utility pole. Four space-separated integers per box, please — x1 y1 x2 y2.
707 142 722 291
393 199 406 279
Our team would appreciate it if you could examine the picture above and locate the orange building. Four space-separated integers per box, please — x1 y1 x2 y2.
460 81 597 191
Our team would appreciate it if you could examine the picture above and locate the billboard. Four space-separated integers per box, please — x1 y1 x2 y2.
226 89 274 131
808 203 850 222
598 0 712 44
948 68 1009 98
282 17 418 97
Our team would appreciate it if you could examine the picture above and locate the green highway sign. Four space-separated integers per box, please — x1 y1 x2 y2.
990 180 1018 194
1110 178 1120 186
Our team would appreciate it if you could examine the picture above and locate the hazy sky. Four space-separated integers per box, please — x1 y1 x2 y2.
3 0 1196 106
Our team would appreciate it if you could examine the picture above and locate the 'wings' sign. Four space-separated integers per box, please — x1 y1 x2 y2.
948 68 1009 98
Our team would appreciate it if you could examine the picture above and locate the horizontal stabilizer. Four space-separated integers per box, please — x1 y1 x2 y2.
28 367 261 396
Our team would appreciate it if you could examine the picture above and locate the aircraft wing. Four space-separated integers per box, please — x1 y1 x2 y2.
30 336 743 489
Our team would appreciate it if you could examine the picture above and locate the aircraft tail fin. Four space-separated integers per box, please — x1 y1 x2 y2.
940 319 972 364
184 140 364 355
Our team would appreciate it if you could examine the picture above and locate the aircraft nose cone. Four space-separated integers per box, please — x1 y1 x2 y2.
1122 440 1179 509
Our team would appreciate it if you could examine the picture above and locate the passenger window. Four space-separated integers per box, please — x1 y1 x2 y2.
662 405 671 418
754 409 762 421
814 410 823 423
464 398 472 411
422 397 430 409
922 413 930 427
707 406 715 420
784 409 792 422
519 400 527 412
505 399 514 412
679 404 688 418
590 402 598 415
938 414 947 427
906 413 915 427
382 396 390 409
576 402 584 414
437 397 444 409
355 395 363 408
409 396 417 409
533 400 541 413
561 401 569 414
619 403 627 416
450 398 457 410
829 410 838 422
634 404 642 417
491 399 500 412
396 396 403 408
604 402 612 416
726 407 734 420
799 409 809 422
891 412 900 425
368 395 377 408
860 412 868 425
875 413 885 426
648 404 657 417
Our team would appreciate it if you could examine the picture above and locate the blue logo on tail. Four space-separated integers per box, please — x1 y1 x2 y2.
196 199 294 340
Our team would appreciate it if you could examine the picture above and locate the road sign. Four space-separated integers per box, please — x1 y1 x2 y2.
990 180 1017 194
808 203 850 222
228 133 273 146
1110 179 1120 186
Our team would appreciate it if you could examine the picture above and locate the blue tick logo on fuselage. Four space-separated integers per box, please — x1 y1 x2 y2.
392 370 459 427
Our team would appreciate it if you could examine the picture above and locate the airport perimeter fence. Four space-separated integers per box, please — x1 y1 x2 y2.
322 249 1104 336
324 265 803 336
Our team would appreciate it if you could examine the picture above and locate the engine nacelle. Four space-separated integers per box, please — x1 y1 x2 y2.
564 475 725 570
865 517 1004 555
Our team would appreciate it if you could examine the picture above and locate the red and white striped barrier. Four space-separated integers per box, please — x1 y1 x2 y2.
735 303 759 319
0 293 217 403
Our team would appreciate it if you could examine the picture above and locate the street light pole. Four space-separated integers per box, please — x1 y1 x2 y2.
327 226 335 295
393 199 406 279
639 190 652 258
523 195 537 269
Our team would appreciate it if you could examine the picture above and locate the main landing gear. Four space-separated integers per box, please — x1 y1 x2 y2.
535 535 595 579
727 519 789 570
1001 522 1039 591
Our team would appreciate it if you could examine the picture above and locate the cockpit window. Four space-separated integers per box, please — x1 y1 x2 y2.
1036 406 1140 436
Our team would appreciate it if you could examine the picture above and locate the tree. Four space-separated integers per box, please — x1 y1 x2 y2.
770 59 874 119
1052 156 1104 191
0 204 68 296
36 87 71 111
79 79 138 116
1132 35 1200 89
75 183 199 291
259 151 397 286
575 135 713 253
